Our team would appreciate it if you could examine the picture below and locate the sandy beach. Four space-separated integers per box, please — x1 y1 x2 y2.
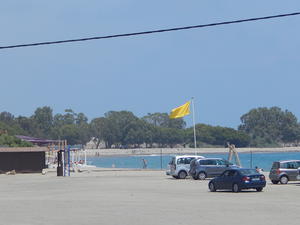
85 146 300 156
0 170 299 225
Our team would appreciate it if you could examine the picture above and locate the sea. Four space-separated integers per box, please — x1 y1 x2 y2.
87 151 300 172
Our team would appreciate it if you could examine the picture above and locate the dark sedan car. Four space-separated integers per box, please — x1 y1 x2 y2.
208 168 266 193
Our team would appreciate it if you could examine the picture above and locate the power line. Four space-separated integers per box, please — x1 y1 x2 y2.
1 11 300 50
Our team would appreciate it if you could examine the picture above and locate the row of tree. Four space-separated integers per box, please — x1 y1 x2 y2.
0 106 300 148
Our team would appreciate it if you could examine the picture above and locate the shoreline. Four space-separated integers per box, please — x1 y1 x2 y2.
84 147 300 157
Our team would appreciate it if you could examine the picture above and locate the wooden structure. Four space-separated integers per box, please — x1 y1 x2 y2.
227 143 242 167
0 147 48 173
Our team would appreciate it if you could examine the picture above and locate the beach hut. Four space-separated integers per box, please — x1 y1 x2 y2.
0 147 48 173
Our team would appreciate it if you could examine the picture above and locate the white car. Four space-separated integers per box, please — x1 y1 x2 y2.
166 155 205 179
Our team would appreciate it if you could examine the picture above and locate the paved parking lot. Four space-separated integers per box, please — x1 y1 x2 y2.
0 170 299 225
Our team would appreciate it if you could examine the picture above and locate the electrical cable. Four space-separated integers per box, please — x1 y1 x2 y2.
0 11 300 50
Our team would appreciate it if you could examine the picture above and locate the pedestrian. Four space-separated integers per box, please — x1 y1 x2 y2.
142 158 147 169
255 166 263 173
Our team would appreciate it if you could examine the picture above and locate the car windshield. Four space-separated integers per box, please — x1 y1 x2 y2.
239 169 259 175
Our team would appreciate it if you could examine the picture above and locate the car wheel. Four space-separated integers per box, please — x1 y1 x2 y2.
280 176 288 184
209 182 216 192
178 171 187 179
256 187 263 192
232 183 240 193
271 180 279 184
198 172 207 180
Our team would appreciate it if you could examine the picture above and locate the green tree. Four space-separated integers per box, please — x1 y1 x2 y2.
185 124 250 147
0 112 26 135
104 111 140 147
142 112 186 129
62 109 77 125
56 124 80 145
16 116 38 136
32 106 53 137
76 112 88 125
0 111 15 124
52 109 90 144
90 117 108 148
123 120 153 148
239 107 300 146
0 134 33 147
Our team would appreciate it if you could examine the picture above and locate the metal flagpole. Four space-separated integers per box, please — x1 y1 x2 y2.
191 97 197 155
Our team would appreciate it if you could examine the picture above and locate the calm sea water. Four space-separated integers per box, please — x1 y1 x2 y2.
87 152 300 172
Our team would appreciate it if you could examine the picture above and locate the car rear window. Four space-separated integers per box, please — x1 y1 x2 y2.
239 169 258 175
169 157 175 165
271 162 280 169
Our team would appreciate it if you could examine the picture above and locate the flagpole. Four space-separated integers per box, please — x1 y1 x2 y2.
191 97 197 155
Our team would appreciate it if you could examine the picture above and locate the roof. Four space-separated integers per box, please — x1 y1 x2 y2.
278 160 300 163
198 158 223 160
173 155 205 158
0 147 49 153
15 135 60 145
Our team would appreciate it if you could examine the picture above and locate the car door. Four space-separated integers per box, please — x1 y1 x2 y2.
215 159 228 175
216 170 231 190
205 159 217 177
176 157 186 174
222 170 236 189
286 161 298 181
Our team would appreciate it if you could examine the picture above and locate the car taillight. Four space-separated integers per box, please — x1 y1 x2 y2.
276 169 281 175
242 176 250 182
260 175 265 181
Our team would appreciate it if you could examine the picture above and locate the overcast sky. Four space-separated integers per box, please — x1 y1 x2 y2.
1 0 300 128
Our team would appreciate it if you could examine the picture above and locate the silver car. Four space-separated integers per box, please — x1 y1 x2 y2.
166 155 205 179
189 158 237 180
269 160 300 184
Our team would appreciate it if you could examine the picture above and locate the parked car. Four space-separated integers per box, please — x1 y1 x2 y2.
189 158 238 180
166 155 205 179
269 160 300 184
297 167 300 181
208 168 266 192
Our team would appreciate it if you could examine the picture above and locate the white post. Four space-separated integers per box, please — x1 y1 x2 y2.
71 151 74 164
192 97 197 155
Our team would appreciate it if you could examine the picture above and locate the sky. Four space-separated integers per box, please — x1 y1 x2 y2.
1 0 300 129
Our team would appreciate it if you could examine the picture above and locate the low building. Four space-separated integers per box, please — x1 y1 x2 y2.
0 147 48 173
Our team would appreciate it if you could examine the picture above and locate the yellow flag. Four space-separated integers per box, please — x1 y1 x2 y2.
169 101 191 119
